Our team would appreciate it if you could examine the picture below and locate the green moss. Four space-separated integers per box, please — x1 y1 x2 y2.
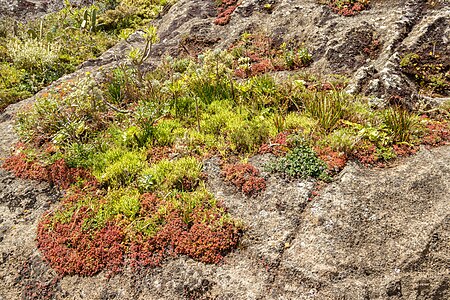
228 117 274 153
138 157 203 193
319 127 359 152
284 112 318 134
153 119 184 146
93 149 147 188
87 187 141 229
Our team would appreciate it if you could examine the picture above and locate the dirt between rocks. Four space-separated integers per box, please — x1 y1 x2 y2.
0 0 449 299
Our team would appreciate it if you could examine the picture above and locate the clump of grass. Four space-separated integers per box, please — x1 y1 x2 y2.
383 106 419 143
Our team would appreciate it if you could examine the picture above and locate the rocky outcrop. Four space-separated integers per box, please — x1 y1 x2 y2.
0 0 449 299
1 123 449 299
0 0 93 20
153 0 450 107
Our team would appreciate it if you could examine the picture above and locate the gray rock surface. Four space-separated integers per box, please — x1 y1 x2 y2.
0 0 89 20
0 0 449 299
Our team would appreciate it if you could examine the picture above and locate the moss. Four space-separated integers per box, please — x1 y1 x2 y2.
93 149 147 188
138 157 203 193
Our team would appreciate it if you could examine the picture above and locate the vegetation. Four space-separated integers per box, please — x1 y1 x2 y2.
0 0 174 111
215 0 241 26
268 140 329 180
2 26 449 277
319 0 370 16
222 163 266 196
400 51 450 97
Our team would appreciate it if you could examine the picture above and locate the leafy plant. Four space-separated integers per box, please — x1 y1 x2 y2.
80 7 98 32
268 141 328 180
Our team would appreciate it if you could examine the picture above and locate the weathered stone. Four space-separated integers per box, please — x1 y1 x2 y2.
1 0 449 299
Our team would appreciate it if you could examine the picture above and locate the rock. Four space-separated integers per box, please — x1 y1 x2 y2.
1 0 450 298
386 280 402 297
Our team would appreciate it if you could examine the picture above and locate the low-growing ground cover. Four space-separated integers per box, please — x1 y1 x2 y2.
0 0 174 111
215 0 241 26
2 30 450 277
319 0 371 16
400 50 450 97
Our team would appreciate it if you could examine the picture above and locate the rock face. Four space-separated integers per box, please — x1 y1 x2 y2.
153 0 450 106
0 0 449 299
0 0 91 20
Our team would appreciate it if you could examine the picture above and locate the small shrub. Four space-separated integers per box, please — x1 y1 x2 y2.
268 142 328 179
222 163 266 196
